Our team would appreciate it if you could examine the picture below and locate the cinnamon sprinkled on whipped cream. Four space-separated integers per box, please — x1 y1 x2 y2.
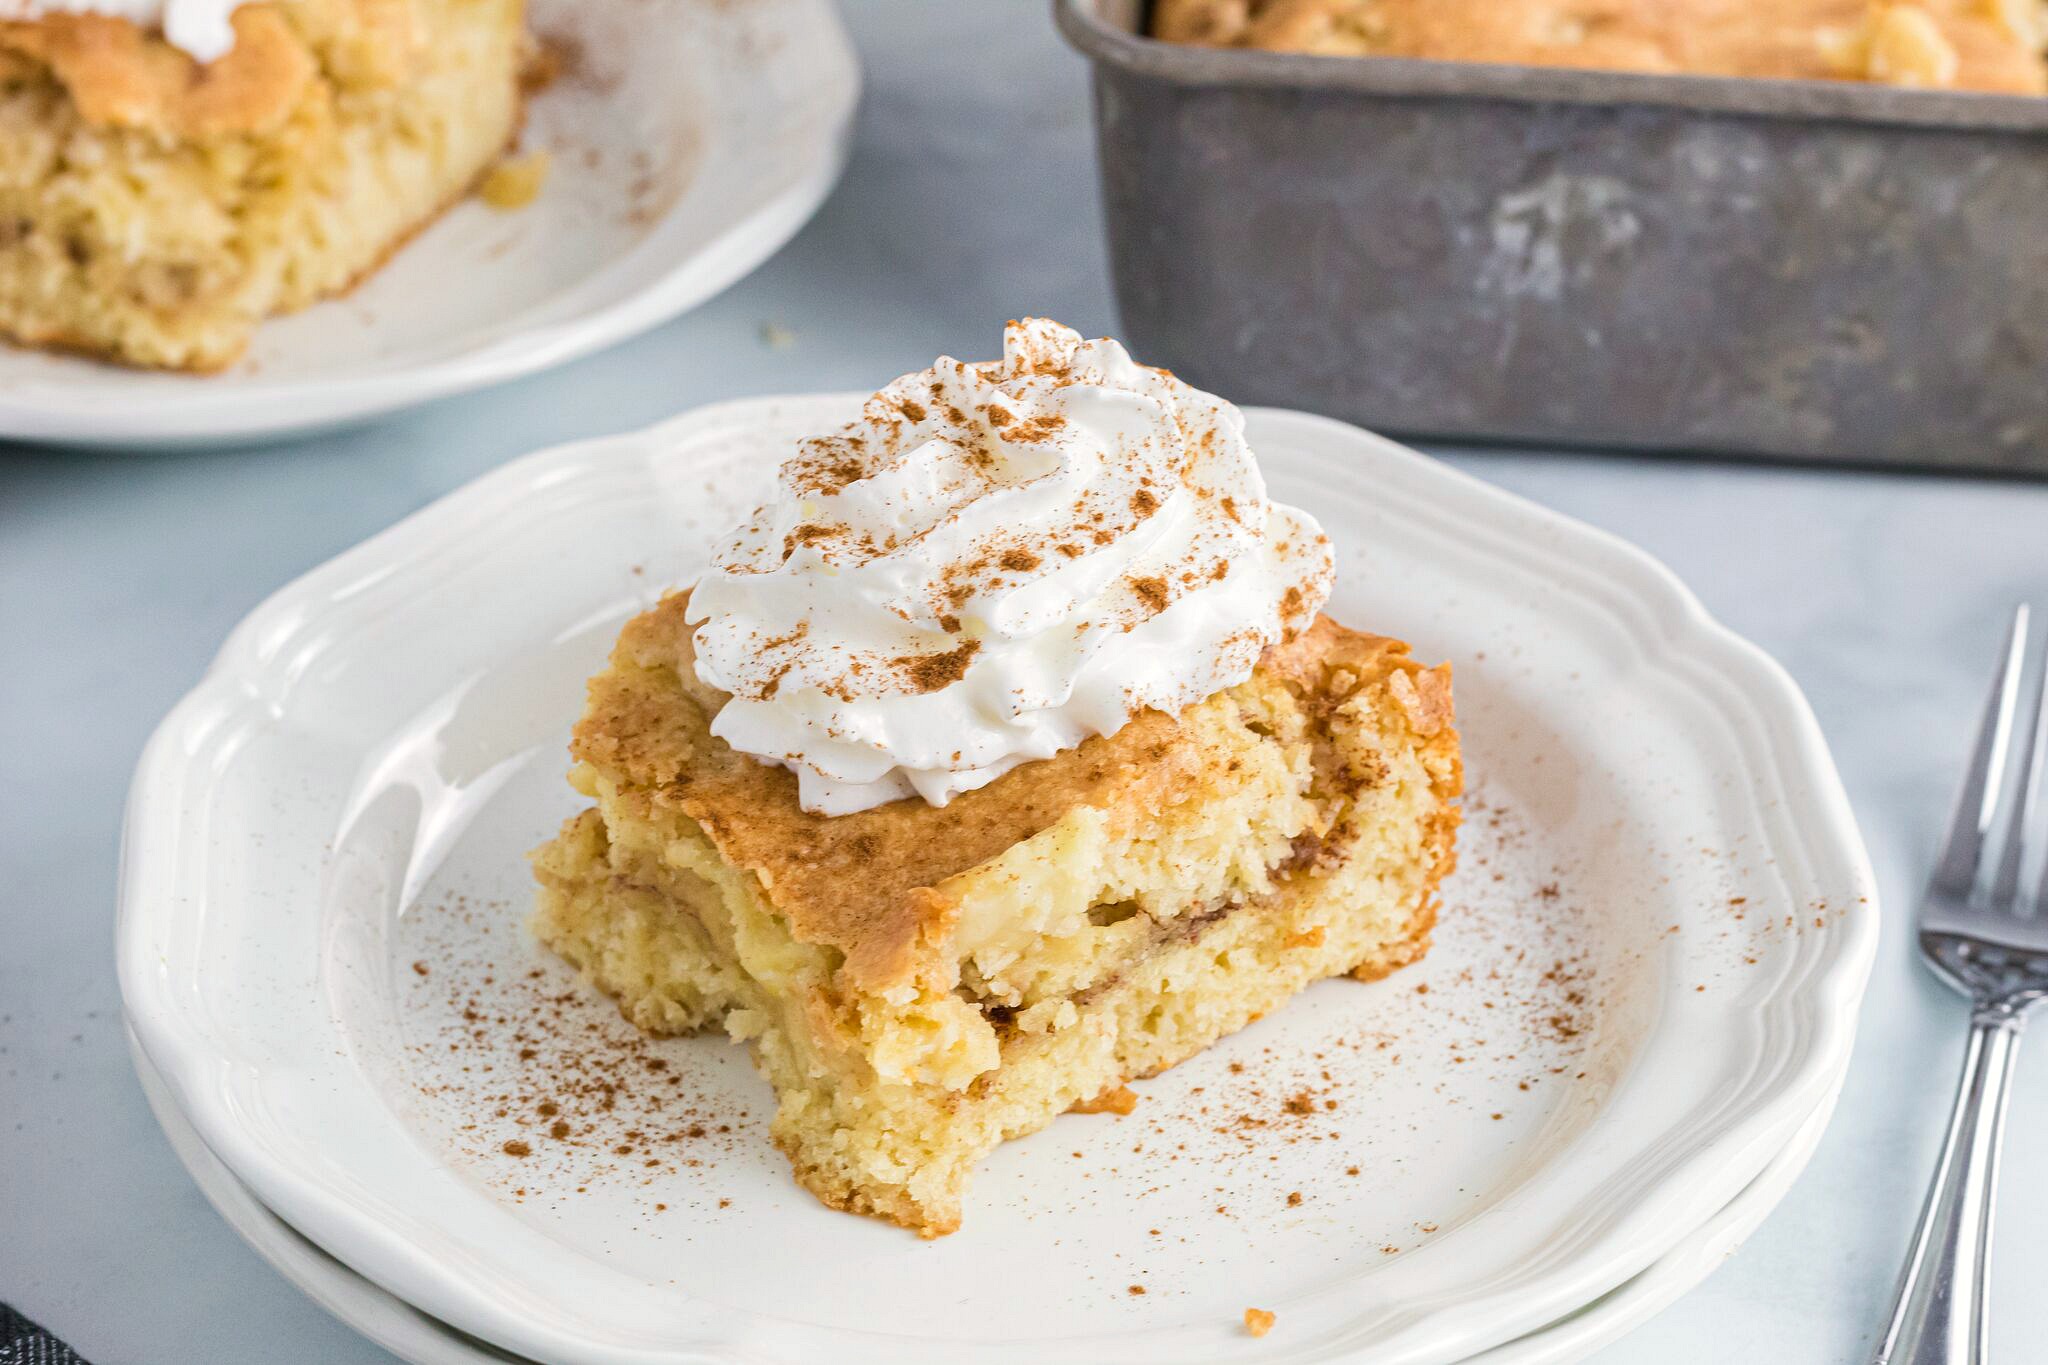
687 318 1334 815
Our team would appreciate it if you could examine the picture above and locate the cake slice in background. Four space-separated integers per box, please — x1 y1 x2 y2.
0 0 530 370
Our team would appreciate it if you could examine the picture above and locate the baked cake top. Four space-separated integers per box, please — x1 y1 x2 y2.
1152 0 2048 95
569 590 1456 994
0 0 424 136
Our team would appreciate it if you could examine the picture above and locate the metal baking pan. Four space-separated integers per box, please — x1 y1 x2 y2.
1056 0 2048 475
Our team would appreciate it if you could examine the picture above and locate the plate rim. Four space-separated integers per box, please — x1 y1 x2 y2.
0 0 860 447
125 1023 1848 1365
116 396 1881 1363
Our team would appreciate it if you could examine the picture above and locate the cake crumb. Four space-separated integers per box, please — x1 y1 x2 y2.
1072 1084 1139 1116
1128 1284 1146 1296
501 1139 531 1158
1244 1307 1276 1338
479 151 550 209
1285 1190 1303 1207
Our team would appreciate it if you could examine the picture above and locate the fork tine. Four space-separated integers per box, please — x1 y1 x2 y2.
1931 604 2031 899
2038 743 2048 919
1989 618 2046 915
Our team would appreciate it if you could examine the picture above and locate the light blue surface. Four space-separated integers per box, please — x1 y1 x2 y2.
3 3 2047 1361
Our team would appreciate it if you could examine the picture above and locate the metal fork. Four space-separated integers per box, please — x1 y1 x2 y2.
1877 604 2048 1365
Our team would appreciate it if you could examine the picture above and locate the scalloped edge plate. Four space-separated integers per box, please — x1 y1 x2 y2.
127 1026 1848 1365
118 397 1878 1362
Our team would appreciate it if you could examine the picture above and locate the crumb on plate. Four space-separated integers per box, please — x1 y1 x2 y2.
1071 1084 1140 1115
480 150 551 209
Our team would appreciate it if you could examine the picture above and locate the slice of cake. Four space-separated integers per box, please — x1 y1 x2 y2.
533 598 1459 1236
530 319 1462 1236
0 0 529 370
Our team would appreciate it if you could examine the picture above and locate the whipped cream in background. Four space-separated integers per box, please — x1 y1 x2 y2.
0 0 249 61
687 319 1335 816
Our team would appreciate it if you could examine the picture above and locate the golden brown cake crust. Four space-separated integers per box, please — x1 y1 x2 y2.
1152 0 2048 95
570 590 1457 995
0 0 418 138
0 8 311 135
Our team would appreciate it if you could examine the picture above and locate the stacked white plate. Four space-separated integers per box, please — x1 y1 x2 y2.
118 399 1878 1364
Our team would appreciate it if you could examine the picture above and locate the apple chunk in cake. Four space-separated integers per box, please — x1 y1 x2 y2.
531 591 1460 1236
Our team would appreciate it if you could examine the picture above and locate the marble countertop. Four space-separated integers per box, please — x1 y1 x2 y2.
4 3 2047 1361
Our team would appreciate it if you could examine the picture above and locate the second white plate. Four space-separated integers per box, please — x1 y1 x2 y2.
0 0 858 445
118 398 1878 1363
128 1028 1848 1365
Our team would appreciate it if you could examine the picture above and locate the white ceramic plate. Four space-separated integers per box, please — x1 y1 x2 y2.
1466 1073 1850 1365
118 398 1878 1364
0 0 857 446
127 1027 1847 1365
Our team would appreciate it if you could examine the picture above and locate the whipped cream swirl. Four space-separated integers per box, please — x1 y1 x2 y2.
687 319 1335 816
0 0 250 61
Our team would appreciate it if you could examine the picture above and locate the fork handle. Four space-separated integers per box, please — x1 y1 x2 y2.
1875 1008 2027 1364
